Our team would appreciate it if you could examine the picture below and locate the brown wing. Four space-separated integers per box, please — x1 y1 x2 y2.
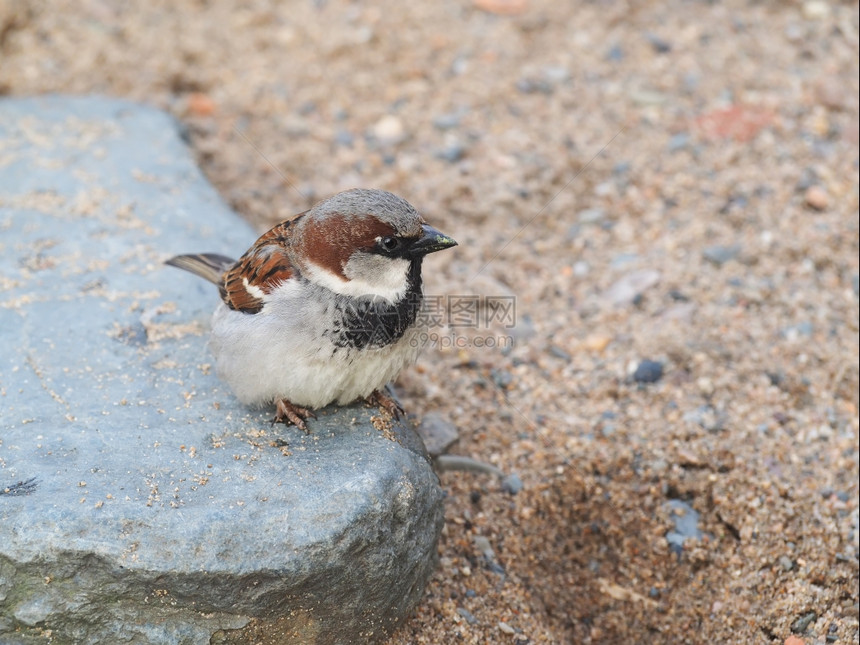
220 216 303 314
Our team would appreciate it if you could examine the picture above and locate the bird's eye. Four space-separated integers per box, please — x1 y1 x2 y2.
381 236 400 252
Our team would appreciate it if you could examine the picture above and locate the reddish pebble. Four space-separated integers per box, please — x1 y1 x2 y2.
804 185 829 211
694 104 774 142
187 92 216 117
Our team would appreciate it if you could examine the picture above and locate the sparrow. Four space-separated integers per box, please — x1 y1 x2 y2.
166 188 457 431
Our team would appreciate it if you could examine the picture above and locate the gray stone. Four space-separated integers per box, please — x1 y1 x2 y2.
473 536 495 560
664 499 703 555
416 412 459 457
577 207 606 224
605 44 624 62
603 269 661 306
501 473 523 495
435 139 466 163
703 244 741 266
0 96 444 644
645 32 672 54
432 111 464 130
633 359 664 384
791 611 818 634
667 132 690 152
455 607 478 625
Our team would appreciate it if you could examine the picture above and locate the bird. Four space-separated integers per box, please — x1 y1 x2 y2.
166 188 457 431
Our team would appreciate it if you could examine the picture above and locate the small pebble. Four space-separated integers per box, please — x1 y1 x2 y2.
417 413 459 457
582 334 611 353
578 207 606 224
804 185 829 211
703 244 741 266
802 0 830 20
604 269 661 306
696 377 714 397
186 92 216 117
645 32 672 53
791 611 817 634
436 140 466 163
297 100 317 116
779 555 795 572
667 132 690 152
456 607 478 625
633 359 663 384
815 78 848 111
491 369 513 389
629 89 667 106
796 167 819 192
498 621 516 634
371 115 405 145
433 112 462 130
334 130 354 147
542 65 571 83
474 535 495 559
683 72 701 92
450 55 469 76
782 321 814 341
613 160 631 175
610 253 640 269
548 345 571 361
516 77 553 95
666 532 685 557
785 23 805 43
605 44 624 61
501 473 523 495
665 499 703 542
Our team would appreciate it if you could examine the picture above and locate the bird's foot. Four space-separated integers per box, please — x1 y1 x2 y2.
365 388 404 420
272 398 316 433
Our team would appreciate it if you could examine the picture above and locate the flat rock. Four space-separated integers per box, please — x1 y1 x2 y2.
0 96 444 644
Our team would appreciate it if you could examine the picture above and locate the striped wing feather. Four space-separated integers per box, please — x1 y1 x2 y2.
220 218 300 314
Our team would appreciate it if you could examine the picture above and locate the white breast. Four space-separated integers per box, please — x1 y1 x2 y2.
208 279 425 409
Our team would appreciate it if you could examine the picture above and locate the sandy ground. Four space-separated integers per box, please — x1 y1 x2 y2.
2 1 858 643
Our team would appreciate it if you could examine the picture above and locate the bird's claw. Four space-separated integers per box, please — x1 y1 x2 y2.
366 389 405 420
272 399 316 433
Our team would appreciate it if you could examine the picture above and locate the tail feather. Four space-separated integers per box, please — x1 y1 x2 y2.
165 253 236 286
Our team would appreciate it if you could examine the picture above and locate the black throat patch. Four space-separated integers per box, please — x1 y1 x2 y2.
328 259 424 350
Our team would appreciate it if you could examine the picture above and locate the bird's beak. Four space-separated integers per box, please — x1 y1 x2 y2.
408 224 458 257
